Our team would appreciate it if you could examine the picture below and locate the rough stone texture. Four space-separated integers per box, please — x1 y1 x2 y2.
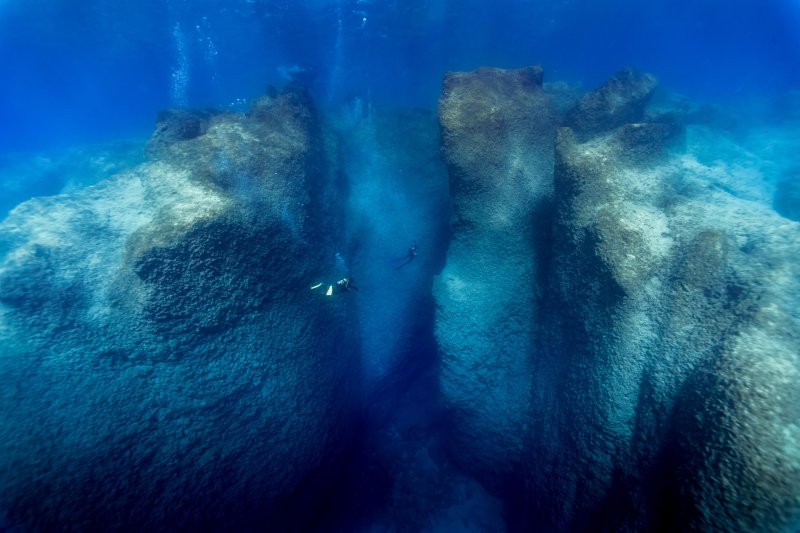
145 108 216 159
566 67 657 138
435 66 800 532
433 66 557 489
0 85 357 531
527 123 800 531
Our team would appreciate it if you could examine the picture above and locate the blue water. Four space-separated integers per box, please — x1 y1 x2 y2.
1 1 799 531
2 0 799 152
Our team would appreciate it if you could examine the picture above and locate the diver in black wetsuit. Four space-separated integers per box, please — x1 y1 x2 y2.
337 277 358 292
310 277 358 296
394 241 417 269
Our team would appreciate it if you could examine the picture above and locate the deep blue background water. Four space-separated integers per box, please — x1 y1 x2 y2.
1 0 799 154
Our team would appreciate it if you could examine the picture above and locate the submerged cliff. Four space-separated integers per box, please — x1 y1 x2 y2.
433 66 557 488
434 66 800 532
0 85 358 531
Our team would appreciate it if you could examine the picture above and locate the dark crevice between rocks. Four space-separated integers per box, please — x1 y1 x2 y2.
309 295 448 531
240 79 541 526
297 105 501 530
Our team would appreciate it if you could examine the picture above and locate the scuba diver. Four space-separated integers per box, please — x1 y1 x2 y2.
310 251 359 297
310 276 358 297
394 241 417 269
337 277 358 292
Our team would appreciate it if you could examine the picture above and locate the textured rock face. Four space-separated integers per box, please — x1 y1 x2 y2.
145 108 216 159
0 85 357 530
433 66 557 487
435 66 800 531
535 121 800 532
566 67 657 137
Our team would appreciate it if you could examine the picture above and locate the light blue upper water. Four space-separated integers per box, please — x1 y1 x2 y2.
1 0 799 153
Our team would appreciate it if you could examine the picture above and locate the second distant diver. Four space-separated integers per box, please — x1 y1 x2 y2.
394 241 417 270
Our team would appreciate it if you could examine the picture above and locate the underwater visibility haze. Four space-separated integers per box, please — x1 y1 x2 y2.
0 0 799 531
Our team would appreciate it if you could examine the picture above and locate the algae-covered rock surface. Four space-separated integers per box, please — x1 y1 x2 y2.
0 85 357 531
566 67 657 137
434 66 557 489
434 66 800 532
537 121 800 531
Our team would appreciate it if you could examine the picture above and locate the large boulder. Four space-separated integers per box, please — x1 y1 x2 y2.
0 85 357 531
433 66 557 489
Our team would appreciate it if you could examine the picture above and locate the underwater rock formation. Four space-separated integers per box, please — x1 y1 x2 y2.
435 66 800 531
535 120 800 532
145 108 217 159
433 66 557 488
566 67 657 138
0 85 357 530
